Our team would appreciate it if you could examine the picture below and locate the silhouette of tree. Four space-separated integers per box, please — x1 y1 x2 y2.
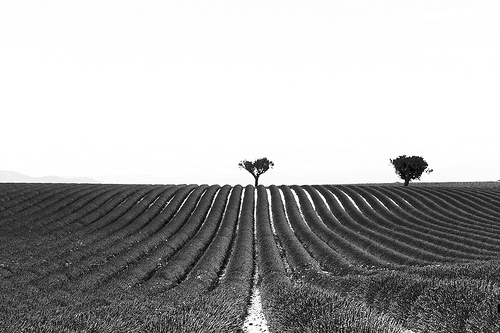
238 157 274 186
390 155 433 186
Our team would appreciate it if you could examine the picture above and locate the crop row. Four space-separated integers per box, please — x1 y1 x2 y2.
1 183 500 332
3 183 500 285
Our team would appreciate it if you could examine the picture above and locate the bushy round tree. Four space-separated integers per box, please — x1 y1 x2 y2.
390 155 433 186
238 157 274 186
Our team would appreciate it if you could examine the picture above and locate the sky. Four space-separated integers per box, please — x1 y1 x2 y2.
1 0 499 185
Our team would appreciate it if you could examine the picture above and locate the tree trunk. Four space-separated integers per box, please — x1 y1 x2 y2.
254 176 259 187
404 178 410 186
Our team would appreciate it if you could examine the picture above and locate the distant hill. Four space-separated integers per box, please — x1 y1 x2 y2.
0 170 99 183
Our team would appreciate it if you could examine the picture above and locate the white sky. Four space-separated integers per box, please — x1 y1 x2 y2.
1 0 499 185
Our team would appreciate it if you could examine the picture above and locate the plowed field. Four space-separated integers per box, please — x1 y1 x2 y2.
1 183 499 332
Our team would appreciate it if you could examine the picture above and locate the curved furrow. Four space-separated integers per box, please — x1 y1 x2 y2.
261 187 414 333
0 184 23 204
0 183 66 219
23 184 112 231
193 185 256 332
121 185 251 333
370 186 500 246
369 185 500 238
7 185 146 267
65 185 195 279
388 186 500 233
0 184 80 227
219 185 255 285
317 185 466 265
255 185 286 278
3 184 500 332
268 185 322 276
0 183 46 212
37 184 134 237
475 186 500 197
314 185 431 266
398 185 500 234
35 184 120 234
43 186 180 274
0 185 119 272
0 183 52 230
5 185 144 268
0 184 71 250
65 185 143 233
7 184 93 226
108 185 197 248
209 185 255 330
293 185 387 269
447 187 500 211
74 185 217 292
304 185 436 267
73 185 168 244
0 185 110 254
168 185 243 296
359 185 500 248
338 185 500 260
138 185 232 293
266 187 293 277
251 186 289 332
421 187 500 222
349 185 500 255
0 183 30 200
26 186 167 279
279 186 373 272
410 186 500 224
437 186 500 215
71 185 156 235
37 185 197 290
20 185 149 277
147 186 260 332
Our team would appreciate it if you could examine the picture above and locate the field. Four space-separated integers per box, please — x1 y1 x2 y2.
1 182 500 332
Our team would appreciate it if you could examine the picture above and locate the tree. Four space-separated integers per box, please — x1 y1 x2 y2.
390 155 433 186
238 157 274 187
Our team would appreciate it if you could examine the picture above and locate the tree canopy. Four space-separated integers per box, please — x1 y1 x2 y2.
390 155 433 186
238 157 274 186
